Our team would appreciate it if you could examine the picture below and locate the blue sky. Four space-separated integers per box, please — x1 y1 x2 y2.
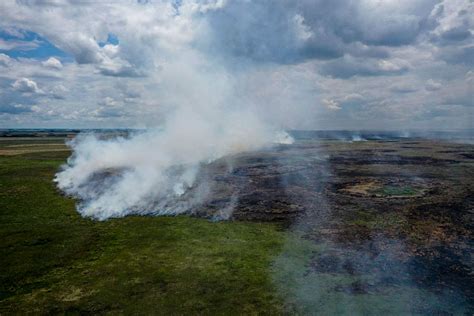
0 0 472 130
0 30 70 60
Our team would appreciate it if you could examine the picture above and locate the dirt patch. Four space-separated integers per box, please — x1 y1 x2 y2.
340 181 380 196
339 181 426 198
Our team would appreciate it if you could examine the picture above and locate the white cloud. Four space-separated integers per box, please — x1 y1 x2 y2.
42 57 62 69
0 38 39 51
0 0 471 130
49 84 68 99
11 77 43 94
429 0 474 40
323 98 341 111
425 79 442 91
31 105 41 112
100 96 118 107
378 59 411 72
0 53 12 67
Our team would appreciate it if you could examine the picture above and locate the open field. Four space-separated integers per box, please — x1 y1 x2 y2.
0 139 285 314
187 137 474 314
0 136 473 314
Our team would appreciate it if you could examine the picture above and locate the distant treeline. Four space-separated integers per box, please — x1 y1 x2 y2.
0 129 472 143
0 129 139 138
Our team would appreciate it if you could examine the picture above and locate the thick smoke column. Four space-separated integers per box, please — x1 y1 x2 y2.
55 110 291 220
49 1 302 220
54 49 294 219
54 53 295 220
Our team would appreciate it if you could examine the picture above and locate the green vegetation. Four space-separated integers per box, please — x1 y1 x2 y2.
2 137 472 314
0 148 285 314
372 185 417 197
271 234 442 315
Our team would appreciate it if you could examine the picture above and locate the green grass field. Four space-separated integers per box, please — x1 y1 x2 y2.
0 147 286 314
372 185 417 197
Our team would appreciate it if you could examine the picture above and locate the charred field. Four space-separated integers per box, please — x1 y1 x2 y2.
190 136 473 314
0 134 473 314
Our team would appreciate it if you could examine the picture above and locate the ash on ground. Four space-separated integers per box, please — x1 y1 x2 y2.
187 137 473 314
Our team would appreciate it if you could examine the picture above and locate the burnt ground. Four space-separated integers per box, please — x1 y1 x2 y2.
187 138 474 313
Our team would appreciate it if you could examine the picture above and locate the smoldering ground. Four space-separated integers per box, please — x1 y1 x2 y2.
88 130 471 314
53 124 474 314
268 135 473 315
105 130 471 314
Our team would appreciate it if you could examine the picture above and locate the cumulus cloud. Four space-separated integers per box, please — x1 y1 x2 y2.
323 99 341 111
425 79 442 91
0 0 471 130
12 77 43 94
429 0 473 44
49 84 67 99
0 53 12 67
42 56 62 69
203 0 440 63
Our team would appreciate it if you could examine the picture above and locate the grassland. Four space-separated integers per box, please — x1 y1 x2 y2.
1 136 473 314
372 185 418 197
0 139 286 314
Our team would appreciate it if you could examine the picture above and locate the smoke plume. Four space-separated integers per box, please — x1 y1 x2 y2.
53 30 296 219
55 113 291 220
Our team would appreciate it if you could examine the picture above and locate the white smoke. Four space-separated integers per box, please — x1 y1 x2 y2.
351 135 367 142
55 54 295 219
48 1 299 220
55 106 293 220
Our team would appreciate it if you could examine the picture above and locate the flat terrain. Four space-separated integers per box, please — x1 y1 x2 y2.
0 138 285 314
193 138 474 314
0 136 473 314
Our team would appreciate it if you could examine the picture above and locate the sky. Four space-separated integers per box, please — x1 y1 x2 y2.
0 0 472 130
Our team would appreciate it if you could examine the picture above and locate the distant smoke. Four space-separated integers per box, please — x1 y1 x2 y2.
351 135 367 142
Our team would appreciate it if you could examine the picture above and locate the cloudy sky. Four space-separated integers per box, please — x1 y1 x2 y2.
0 0 472 130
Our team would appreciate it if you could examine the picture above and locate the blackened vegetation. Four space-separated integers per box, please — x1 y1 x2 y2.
190 138 474 312
190 142 330 222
